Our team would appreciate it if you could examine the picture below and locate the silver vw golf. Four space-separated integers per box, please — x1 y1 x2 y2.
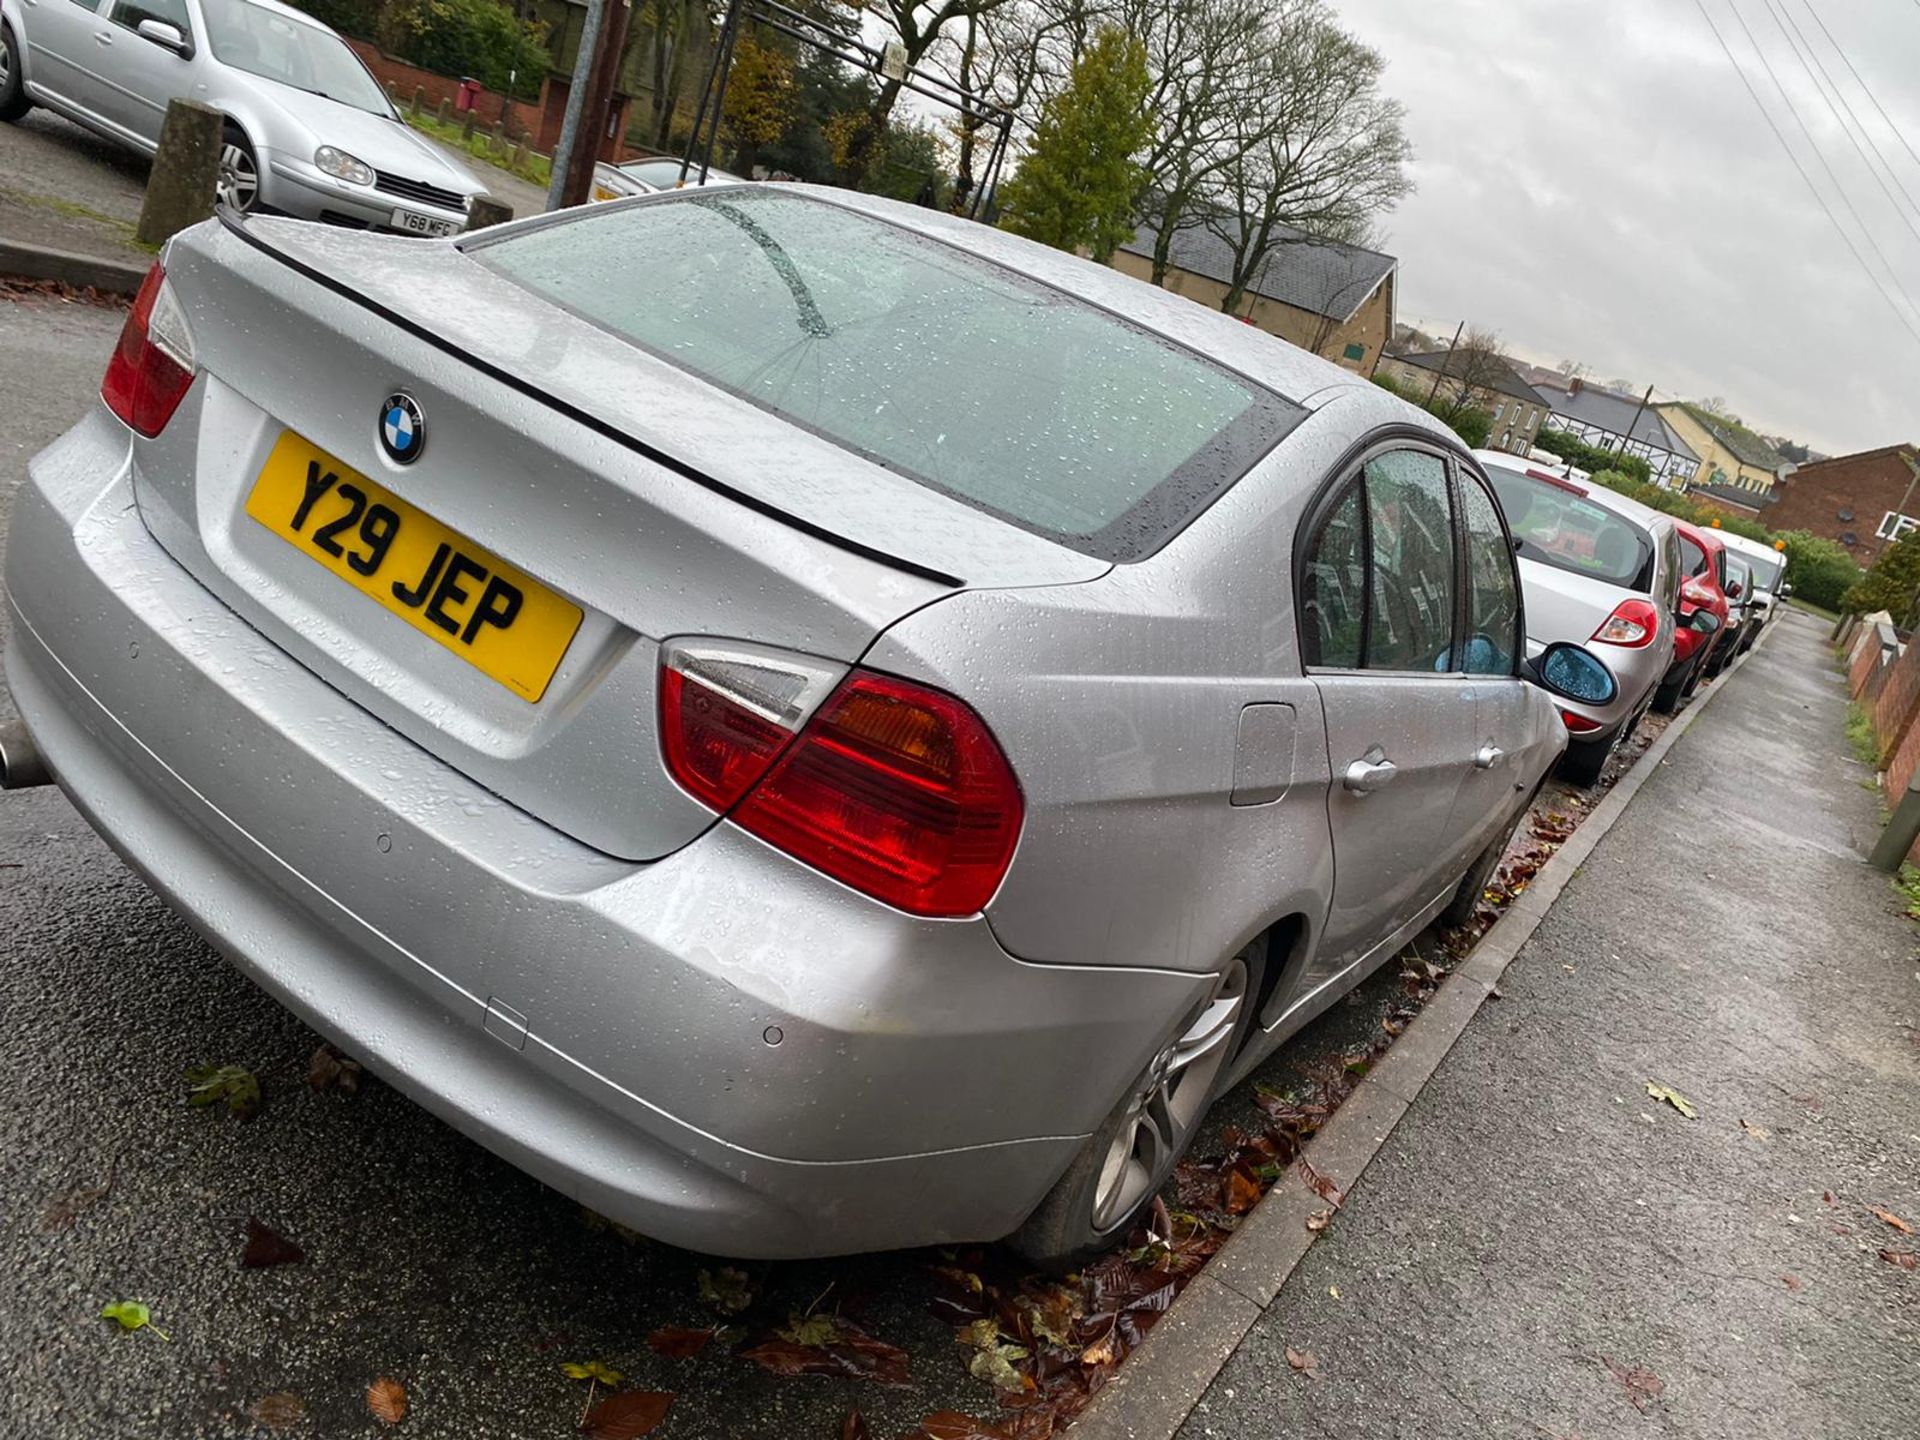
1 188 1600 1265
0 0 483 234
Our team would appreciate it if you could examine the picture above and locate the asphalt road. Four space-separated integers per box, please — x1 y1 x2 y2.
0 289 1666 1439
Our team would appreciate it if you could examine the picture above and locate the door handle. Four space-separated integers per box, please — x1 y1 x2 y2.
1472 743 1504 769
1342 757 1398 794
95 30 113 43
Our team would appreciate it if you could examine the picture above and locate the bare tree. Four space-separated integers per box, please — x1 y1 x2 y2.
1203 2 1411 313
847 0 1020 182
1423 327 1511 427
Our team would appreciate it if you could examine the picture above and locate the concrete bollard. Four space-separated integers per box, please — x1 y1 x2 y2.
490 119 506 153
135 98 223 247
436 97 452 125
411 86 424 118
512 141 528 170
461 108 478 142
386 81 400 104
465 197 514 232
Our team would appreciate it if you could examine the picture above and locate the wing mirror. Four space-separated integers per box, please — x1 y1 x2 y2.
1726 580 1744 599
1682 608 1722 634
1780 581 1794 598
1522 641 1619 706
136 19 192 55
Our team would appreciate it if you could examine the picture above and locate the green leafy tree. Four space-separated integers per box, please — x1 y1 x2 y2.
1775 530 1862 611
1843 530 1920 620
1532 428 1653 486
999 28 1153 261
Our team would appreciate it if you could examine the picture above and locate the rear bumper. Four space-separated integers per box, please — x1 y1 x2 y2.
4 414 1201 1256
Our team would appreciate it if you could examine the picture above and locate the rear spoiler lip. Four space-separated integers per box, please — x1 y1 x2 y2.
212 206 966 590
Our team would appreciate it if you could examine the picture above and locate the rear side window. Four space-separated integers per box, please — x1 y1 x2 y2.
1483 468 1653 590
475 190 1304 561
1300 448 1485 675
1680 535 1707 577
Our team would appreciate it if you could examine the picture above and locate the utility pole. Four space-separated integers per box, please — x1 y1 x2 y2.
566 0 633 208
546 0 603 212
1620 383 1654 456
1425 320 1464 406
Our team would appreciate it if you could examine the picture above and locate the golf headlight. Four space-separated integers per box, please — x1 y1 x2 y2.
315 146 374 186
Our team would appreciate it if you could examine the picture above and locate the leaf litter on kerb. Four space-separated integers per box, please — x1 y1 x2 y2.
1645 1082 1697 1118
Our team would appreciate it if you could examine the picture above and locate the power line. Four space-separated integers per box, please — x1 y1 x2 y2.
1804 2 1920 198
1766 0 1920 241
1725 0 1920 322
1690 0 1920 350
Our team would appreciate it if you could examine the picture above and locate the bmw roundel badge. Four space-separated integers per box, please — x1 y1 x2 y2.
379 392 425 464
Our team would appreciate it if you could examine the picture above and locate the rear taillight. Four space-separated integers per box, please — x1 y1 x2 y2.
1680 579 1716 607
1591 597 1659 648
101 262 195 437
1559 708 1603 733
660 645 1023 918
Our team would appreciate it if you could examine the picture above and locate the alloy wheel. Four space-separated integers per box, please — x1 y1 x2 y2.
217 142 257 211
1090 953 1250 1232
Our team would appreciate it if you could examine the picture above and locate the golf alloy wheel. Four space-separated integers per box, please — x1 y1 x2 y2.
1090 952 1251 1231
218 141 259 212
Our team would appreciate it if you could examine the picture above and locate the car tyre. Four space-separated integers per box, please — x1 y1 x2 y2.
217 126 261 213
1008 935 1268 1273
0 24 31 123
1557 732 1612 788
1652 658 1693 715
1440 799 1531 929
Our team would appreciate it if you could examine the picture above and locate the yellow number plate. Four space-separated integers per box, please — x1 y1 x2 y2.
245 431 583 703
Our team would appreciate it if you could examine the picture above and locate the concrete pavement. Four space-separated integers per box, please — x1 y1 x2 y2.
1178 610 1920 1439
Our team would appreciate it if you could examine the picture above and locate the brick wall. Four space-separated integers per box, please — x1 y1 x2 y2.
1767 445 1919 567
344 38 544 142
1872 639 1920 766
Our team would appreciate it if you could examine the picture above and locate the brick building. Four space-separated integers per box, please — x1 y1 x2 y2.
1375 349 1551 455
1766 444 1920 563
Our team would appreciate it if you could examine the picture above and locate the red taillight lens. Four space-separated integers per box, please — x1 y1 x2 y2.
1559 708 1603 733
732 671 1023 917
659 665 795 811
101 263 194 437
1591 597 1659 648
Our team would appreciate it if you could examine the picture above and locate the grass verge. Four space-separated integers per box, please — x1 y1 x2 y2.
1790 597 1841 623
1845 701 1880 769
403 111 551 188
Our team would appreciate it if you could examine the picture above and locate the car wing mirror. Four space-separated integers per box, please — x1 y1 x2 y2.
1687 609 1722 634
136 19 192 56
1780 582 1793 597
1726 580 1743 598
1522 641 1619 707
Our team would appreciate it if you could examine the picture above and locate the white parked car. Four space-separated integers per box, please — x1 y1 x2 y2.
0 0 485 235
590 156 744 202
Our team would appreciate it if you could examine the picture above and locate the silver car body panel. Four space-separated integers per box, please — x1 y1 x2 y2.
7 0 481 230
4 193 1566 1256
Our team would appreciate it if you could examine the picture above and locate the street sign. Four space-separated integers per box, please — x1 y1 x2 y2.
881 40 909 82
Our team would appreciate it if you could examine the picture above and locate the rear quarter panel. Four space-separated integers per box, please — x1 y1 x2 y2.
860 397 1410 979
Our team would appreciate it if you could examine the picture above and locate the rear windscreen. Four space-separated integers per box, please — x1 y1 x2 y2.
1740 549 1784 590
473 190 1303 561
1484 469 1653 590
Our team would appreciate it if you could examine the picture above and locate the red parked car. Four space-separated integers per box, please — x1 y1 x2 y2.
1656 520 1731 712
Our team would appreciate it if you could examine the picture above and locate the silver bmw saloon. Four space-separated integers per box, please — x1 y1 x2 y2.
1 187 1597 1266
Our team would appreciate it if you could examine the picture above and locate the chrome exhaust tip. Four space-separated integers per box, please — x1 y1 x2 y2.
0 720 51 790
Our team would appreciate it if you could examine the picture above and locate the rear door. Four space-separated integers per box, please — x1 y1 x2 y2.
1302 444 1479 981
19 0 118 121
1452 464 1539 854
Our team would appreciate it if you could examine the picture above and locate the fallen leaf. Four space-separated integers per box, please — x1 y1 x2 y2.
562 1361 625 1386
1869 1206 1914 1235
1297 1155 1344 1208
647 1326 716 1358
1285 1346 1320 1379
250 1392 306 1432
366 1377 407 1425
1881 1248 1919 1270
241 1217 305 1269
1739 1118 1770 1140
1224 1166 1263 1215
967 1342 1033 1393
307 1044 363 1095
99 1300 168 1341
1824 1191 1836 1204
1645 1082 1698 1119
697 1266 756 1315
780 1313 842 1347
910 1413 1013 1440
1079 1329 1119 1366
42 1184 109 1233
841 1412 872 1440
1327 1286 1341 1300
579 1390 674 1440
740 1319 912 1387
1601 1357 1665 1414
185 1063 261 1119
1781 1274 1801 1292
1306 1209 1332 1233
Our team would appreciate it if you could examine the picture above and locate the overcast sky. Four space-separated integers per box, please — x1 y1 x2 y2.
1332 0 1920 455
